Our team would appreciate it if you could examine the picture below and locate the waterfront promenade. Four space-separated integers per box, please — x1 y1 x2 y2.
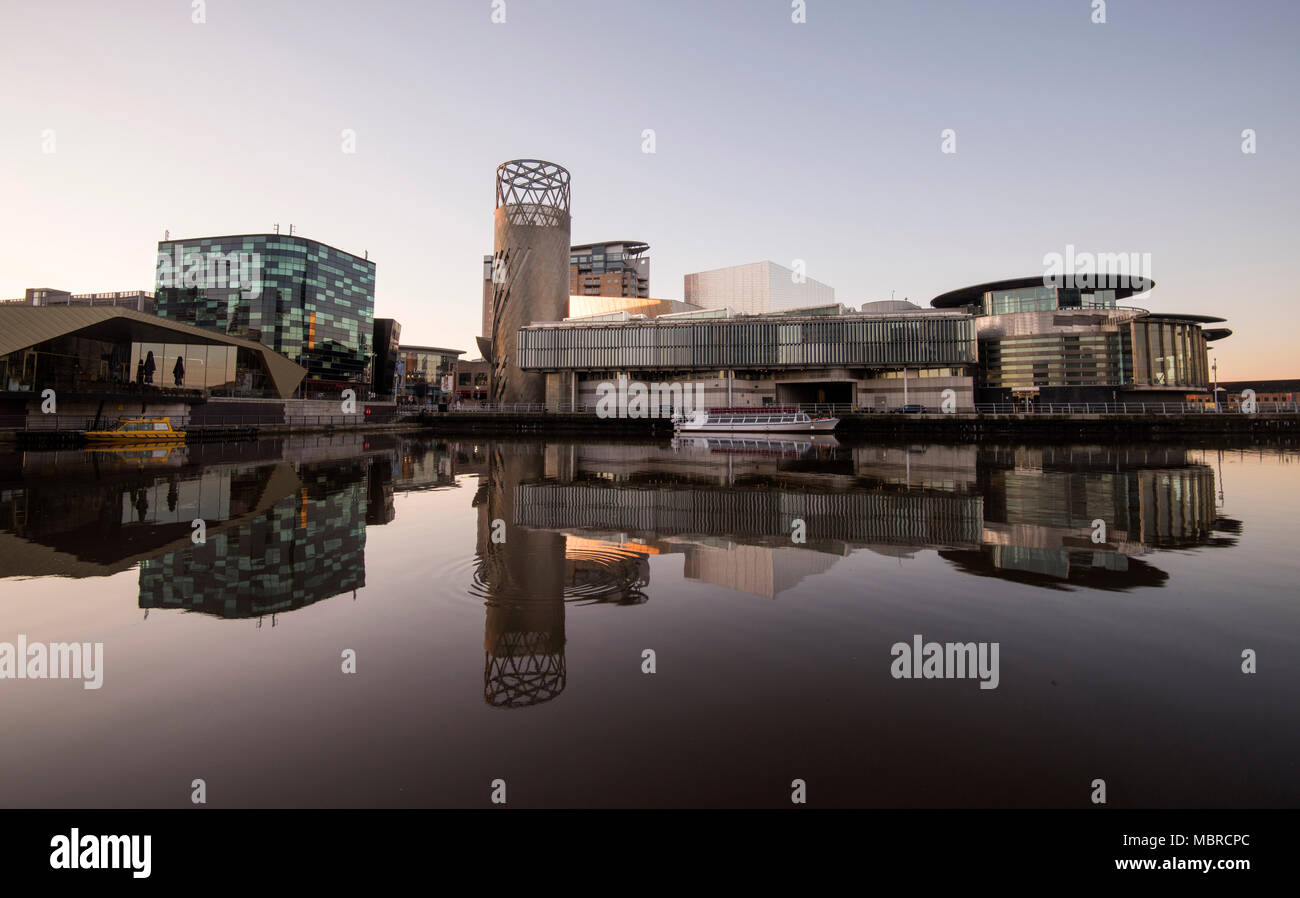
406 400 1300 442
3 400 1297 447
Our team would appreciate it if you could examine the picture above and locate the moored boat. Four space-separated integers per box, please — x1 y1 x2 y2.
672 406 838 434
84 417 187 443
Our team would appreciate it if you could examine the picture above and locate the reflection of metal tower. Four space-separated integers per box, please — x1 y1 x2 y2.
484 606 566 708
476 444 567 708
489 159 571 404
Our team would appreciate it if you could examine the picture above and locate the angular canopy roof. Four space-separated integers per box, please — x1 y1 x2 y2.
0 305 306 397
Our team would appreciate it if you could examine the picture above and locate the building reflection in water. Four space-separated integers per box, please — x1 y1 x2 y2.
941 445 1235 589
138 462 371 620
0 434 1243 709
500 438 1240 604
469 443 658 708
0 436 458 623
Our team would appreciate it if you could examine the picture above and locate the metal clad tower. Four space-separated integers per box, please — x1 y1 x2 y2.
490 159 571 403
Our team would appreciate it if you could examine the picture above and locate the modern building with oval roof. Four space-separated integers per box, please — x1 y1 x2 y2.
930 275 1230 404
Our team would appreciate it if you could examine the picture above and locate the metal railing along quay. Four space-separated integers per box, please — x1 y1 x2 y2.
2 413 399 432
413 400 1300 417
5 401 1298 433
968 401 1299 415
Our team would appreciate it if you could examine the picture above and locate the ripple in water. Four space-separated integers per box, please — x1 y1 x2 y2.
469 538 649 606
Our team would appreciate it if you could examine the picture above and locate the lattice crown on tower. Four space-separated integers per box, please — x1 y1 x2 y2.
495 159 571 226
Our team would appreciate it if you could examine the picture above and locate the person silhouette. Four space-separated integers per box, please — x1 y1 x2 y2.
173 355 185 387
143 351 156 385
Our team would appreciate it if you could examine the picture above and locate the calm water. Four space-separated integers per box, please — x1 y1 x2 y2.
1 434 1297 808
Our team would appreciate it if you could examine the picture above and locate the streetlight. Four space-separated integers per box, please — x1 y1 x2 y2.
1210 349 1219 413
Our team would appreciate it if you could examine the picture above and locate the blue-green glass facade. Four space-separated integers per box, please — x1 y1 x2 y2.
982 285 1119 316
154 234 375 385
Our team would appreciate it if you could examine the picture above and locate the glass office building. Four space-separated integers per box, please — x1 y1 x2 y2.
979 316 1215 392
155 234 375 387
931 276 1225 403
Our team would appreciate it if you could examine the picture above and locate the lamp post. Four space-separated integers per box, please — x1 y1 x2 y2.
1211 352 1219 413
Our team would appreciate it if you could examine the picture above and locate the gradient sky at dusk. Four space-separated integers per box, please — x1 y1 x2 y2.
2 0 1297 378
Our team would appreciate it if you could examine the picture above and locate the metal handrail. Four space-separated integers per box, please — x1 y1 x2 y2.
5 401 1299 432
405 400 1300 417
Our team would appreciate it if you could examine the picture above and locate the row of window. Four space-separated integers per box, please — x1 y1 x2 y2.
981 286 1121 316
518 318 977 370
981 321 1209 388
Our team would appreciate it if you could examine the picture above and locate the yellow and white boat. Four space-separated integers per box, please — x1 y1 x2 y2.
84 416 187 444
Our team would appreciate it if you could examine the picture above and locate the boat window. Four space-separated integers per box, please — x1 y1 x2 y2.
154 423 168 431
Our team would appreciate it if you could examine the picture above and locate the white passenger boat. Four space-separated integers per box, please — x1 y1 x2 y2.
672 407 839 434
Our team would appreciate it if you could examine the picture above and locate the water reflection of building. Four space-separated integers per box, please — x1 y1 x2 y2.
941 445 1231 588
474 444 567 708
504 443 981 599
496 441 1237 602
139 463 370 619
0 454 303 579
469 442 657 707
0 435 463 622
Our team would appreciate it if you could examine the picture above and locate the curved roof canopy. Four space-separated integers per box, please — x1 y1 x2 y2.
931 275 1155 309
0 305 306 397
1143 312 1226 324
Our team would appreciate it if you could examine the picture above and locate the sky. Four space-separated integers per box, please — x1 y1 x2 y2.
2 0 1297 379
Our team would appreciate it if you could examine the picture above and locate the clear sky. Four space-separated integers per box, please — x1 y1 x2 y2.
2 0 1297 379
